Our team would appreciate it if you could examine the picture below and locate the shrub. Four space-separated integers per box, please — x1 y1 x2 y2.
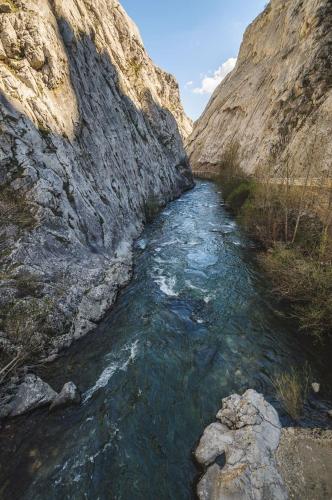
15 272 43 299
215 145 332 340
215 141 257 213
226 181 255 213
216 142 248 198
144 194 162 223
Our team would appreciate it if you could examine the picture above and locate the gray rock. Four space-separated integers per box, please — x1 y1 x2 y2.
50 381 81 411
312 382 320 393
195 389 287 500
195 422 232 466
9 374 58 416
0 403 12 419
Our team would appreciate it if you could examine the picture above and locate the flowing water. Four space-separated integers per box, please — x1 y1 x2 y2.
1 180 331 500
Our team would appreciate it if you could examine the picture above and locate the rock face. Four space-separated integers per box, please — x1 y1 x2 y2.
195 390 287 500
0 0 193 365
187 0 332 176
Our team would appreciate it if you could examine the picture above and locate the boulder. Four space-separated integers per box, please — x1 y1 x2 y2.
195 389 287 500
9 374 57 416
50 381 81 411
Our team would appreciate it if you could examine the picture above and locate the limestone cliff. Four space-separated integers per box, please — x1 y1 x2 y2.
187 0 332 177
0 0 193 366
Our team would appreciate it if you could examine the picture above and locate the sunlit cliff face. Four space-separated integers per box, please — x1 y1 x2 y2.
187 0 332 176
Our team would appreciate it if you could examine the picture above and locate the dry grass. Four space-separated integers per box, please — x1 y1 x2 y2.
272 367 310 420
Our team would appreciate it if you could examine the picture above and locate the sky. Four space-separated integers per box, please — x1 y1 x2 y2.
121 0 267 121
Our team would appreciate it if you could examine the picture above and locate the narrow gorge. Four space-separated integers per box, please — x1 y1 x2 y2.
0 1 331 499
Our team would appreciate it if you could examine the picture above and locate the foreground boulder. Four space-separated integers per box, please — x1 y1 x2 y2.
0 375 82 417
195 389 287 500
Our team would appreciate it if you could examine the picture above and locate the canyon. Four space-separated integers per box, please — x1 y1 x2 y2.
0 1 331 499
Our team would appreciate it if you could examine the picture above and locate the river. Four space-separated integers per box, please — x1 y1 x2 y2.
0 180 331 499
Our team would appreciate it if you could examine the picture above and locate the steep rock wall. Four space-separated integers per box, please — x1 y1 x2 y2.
0 0 193 364
187 0 332 177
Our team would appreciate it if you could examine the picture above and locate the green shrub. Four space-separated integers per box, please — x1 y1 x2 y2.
215 141 258 213
15 272 43 299
215 146 332 340
226 181 255 213
144 194 161 222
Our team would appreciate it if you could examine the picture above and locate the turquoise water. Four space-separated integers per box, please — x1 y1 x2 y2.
0 180 331 499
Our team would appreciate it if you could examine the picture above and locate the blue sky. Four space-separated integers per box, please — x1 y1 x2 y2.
121 0 267 121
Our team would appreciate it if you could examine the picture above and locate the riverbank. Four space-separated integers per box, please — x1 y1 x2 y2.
277 426 332 499
0 183 194 395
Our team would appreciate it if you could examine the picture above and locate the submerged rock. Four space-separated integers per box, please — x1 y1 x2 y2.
9 375 58 417
50 382 81 411
312 382 320 393
195 389 287 500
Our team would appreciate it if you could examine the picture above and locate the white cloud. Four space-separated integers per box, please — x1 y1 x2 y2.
185 80 193 87
193 58 237 95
